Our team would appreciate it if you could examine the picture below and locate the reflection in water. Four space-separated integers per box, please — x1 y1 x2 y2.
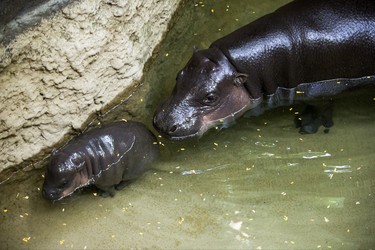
180 164 230 176
1 0 374 249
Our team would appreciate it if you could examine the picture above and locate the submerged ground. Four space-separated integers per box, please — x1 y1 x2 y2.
1 0 374 249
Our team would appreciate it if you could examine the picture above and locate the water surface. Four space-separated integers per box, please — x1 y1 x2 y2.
1 0 374 249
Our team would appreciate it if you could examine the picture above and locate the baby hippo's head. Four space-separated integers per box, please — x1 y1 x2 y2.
42 150 88 201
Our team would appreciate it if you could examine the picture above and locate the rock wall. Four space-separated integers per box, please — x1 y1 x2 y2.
0 0 183 174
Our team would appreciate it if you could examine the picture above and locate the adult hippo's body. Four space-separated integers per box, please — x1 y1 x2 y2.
153 0 375 140
42 121 159 201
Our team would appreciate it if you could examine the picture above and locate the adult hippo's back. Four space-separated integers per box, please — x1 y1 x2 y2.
153 0 375 140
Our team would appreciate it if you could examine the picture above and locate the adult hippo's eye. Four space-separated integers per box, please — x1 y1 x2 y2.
202 93 219 106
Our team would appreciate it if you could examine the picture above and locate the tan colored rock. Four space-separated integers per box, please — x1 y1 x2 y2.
0 0 183 173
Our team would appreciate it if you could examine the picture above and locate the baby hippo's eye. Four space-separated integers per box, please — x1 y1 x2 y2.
59 179 69 188
202 93 219 106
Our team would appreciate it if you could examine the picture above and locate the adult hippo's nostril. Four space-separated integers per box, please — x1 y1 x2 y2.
169 125 178 134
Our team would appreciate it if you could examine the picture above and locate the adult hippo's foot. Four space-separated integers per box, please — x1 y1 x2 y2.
294 104 334 134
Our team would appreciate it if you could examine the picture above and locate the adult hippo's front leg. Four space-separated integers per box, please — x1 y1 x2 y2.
153 0 375 140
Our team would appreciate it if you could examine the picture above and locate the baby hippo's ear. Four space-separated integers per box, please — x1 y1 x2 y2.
234 73 248 86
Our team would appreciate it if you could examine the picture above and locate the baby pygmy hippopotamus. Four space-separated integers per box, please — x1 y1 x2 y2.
42 120 159 201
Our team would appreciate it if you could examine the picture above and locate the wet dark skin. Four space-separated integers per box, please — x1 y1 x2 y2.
153 0 375 140
42 121 159 201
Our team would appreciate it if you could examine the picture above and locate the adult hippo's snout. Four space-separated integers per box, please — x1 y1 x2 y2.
153 97 203 140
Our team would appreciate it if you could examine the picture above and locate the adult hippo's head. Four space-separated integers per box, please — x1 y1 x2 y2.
153 47 262 140
42 149 88 201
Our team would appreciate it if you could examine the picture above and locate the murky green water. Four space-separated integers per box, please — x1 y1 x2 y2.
1 0 374 249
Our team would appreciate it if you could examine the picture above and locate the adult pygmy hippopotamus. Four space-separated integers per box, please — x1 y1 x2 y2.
42 121 159 201
153 0 375 140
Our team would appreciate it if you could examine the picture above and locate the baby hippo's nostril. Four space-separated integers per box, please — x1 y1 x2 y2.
169 125 178 134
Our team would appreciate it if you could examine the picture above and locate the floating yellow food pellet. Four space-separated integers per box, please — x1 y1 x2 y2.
22 237 30 243
324 217 329 223
60 240 65 245
180 148 186 151
179 217 185 224
283 215 288 221
296 91 305 94
336 81 341 84
3 209 8 213
165 53 169 57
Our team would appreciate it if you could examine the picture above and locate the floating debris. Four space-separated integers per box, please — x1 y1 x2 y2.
255 141 276 148
229 220 242 231
22 236 31 243
178 217 184 224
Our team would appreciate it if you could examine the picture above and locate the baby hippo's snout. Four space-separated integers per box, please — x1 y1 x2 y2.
42 187 59 200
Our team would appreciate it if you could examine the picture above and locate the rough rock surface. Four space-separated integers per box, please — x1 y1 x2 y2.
0 0 182 173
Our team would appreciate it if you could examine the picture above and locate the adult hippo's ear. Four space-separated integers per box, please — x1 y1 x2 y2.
234 73 248 86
